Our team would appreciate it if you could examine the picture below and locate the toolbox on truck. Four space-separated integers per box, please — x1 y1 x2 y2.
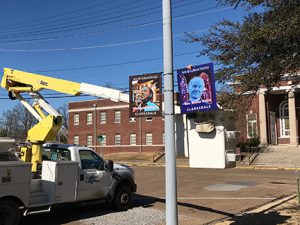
41 161 79 203
0 161 32 205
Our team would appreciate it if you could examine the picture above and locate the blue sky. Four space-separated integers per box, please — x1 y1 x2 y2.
0 0 246 114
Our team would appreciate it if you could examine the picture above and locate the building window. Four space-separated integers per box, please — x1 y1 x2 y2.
100 112 106 124
115 134 121 145
87 135 93 147
162 133 165 145
279 100 290 137
130 133 136 145
145 117 152 122
246 114 257 138
130 117 136 123
115 111 121 123
74 135 79 145
99 134 106 146
87 113 93 125
146 133 152 146
74 114 79 125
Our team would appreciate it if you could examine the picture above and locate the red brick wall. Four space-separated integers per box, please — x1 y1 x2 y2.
68 99 165 153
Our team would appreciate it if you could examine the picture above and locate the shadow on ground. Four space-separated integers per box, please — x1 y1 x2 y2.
20 194 235 225
226 211 290 225
134 195 234 217
20 194 293 225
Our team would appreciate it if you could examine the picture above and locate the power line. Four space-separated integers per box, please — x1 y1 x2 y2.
34 50 199 73
0 0 122 30
0 53 194 100
0 0 160 33
0 0 190 39
0 0 206 41
0 28 208 52
0 6 229 46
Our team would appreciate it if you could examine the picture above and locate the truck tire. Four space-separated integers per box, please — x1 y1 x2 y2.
0 199 21 225
113 185 132 211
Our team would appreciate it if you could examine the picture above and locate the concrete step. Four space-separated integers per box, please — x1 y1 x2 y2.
251 147 300 168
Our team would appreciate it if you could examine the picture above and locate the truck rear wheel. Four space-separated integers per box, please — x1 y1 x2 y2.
0 199 21 225
113 185 132 211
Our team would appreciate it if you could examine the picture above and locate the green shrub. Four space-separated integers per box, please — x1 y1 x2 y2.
237 136 260 152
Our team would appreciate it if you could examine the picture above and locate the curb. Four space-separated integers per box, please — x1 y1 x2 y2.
236 165 300 171
115 161 189 168
117 161 300 170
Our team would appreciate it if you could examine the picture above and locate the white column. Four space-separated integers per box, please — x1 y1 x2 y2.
258 90 268 145
288 90 298 145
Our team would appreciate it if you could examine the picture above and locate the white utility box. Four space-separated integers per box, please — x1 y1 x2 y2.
187 115 239 169
0 161 31 205
41 161 78 203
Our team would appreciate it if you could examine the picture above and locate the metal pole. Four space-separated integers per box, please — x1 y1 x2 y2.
140 117 142 152
93 104 97 153
297 177 300 204
162 0 178 224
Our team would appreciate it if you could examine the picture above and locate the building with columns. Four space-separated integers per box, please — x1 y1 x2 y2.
237 78 300 146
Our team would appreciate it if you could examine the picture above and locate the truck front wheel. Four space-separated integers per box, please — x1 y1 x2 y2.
0 199 21 225
113 185 132 211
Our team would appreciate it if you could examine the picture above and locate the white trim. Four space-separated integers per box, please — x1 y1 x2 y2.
240 85 300 95
279 100 290 137
69 104 128 113
259 85 300 92
89 144 164 148
246 114 257 138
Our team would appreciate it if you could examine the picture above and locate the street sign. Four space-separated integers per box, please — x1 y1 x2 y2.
97 135 104 142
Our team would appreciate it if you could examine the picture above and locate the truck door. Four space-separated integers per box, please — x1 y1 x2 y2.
76 150 113 201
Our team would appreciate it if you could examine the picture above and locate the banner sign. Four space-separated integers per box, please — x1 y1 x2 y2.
177 62 218 114
129 73 162 117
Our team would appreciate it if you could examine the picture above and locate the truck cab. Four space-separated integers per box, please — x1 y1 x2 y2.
42 143 136 202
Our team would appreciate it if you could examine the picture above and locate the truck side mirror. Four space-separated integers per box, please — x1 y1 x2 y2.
107 160 114 172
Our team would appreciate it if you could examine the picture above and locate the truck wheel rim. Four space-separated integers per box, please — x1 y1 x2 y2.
120 193 129 204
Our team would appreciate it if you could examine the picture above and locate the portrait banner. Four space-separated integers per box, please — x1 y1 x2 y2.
177 62 218 114
129 73 162 117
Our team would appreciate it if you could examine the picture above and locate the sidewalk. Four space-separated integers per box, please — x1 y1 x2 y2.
106 151 300 171
104 152 189 168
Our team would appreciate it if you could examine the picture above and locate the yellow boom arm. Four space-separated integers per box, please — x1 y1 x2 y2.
1 68 129 173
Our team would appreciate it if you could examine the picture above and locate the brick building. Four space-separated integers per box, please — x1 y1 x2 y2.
68 99 165 155
236 77 300 146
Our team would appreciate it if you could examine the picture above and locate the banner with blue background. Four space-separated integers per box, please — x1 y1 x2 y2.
177 62 218 114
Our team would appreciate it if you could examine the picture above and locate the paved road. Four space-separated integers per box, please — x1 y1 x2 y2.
21 166 297 225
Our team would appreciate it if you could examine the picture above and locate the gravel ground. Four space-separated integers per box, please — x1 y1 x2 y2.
80 207 165 225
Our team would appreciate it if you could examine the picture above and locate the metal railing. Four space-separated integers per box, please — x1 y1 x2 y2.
245 146 260 165
153 147 165 162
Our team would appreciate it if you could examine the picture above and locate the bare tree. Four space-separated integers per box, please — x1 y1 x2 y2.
57 104 68 130
56 104 69 143
0 104 37 141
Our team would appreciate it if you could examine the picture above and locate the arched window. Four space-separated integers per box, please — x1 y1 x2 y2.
279 100 290 137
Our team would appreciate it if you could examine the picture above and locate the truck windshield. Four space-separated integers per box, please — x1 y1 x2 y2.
42 148 71 161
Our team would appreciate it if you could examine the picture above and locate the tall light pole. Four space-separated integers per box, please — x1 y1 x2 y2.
162 0 178 225
93 104 97 153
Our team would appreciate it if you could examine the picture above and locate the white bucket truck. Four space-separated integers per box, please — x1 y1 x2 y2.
0 68 136 225
0 143 136 225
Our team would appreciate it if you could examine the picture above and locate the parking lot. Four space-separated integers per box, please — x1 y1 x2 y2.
21 166 297 225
